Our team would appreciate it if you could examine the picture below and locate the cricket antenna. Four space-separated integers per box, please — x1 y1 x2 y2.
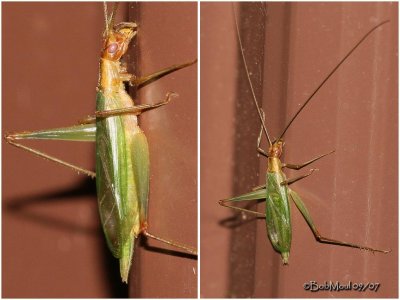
233 4 272 147
104 2 109 32
278 20 390 141
104 2 119 34
109 3 119 29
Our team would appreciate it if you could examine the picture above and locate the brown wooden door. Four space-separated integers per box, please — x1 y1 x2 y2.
200 2 397 297
3 2 197 297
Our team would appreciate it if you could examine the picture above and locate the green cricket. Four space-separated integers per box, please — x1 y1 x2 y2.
5 3 196 283
219 8 390 264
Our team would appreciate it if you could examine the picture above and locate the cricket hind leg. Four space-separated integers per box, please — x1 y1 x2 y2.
131 59 197 89
289 189 390 254
283 150 335 170
5 124 96 178
219 188 267 217
143 230 197 256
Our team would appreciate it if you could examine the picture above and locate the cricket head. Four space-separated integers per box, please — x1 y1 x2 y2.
102 22 137 61
268 139 285 158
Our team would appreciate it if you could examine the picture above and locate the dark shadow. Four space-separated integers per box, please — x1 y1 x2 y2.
6 177 95 208
228 2 266 297
227 2 293 297
100 237 130 298
219 213 263 229
5 177 97 234
5 176 129 298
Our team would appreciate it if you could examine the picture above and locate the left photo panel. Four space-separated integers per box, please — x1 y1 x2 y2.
3 2 197 298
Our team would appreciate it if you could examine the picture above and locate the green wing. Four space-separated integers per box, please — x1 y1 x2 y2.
95 92 138 256
95 91 150 282
96 114 127 258
265 172 291 261
130 131 149 227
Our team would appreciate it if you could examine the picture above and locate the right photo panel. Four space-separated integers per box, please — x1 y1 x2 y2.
201 2 398 298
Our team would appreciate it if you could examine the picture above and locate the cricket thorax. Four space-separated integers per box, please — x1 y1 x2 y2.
268 157 282 173
267 141 284 173
98 59 124 91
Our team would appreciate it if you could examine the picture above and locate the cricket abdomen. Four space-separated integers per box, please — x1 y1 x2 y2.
95 88 150 282
265 157 291 264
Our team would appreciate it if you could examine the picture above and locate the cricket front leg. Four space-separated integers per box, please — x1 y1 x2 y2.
289 189 390 254
283 150 335 170
252 184 266 191
130 59 197 89
280 168 318 186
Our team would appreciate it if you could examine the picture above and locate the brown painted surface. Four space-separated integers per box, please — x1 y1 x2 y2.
200 3 238 297
3 2 197 298
201 2 397 298
129 2 197 298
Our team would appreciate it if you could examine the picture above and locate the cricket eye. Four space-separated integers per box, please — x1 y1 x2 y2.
108 43 118 53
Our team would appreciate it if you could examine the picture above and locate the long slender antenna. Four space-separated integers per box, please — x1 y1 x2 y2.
233 4 272 146
104 2 109 33
104 2 119 34
278 20 390 141
109 3 119 29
